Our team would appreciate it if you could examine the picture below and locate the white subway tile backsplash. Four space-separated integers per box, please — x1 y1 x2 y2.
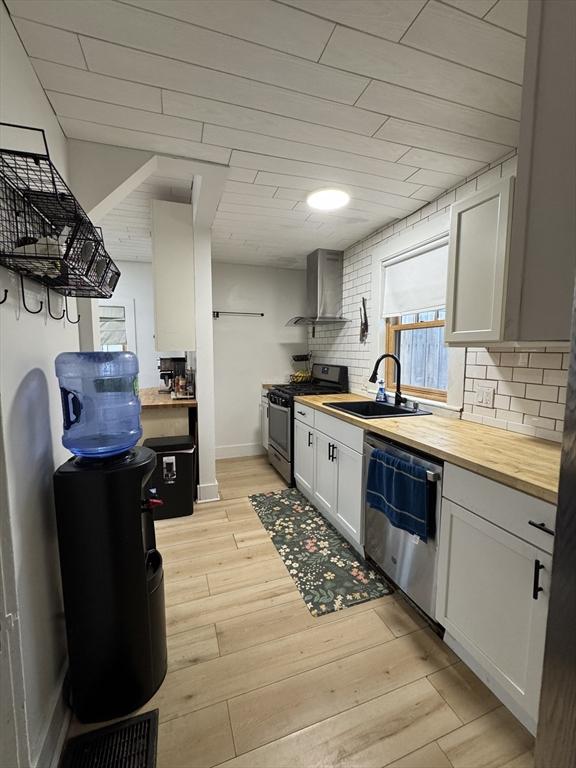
512 368 544 384
312 150 563 444
476 351 500 366
530 352 562 369
507 422 537 437
462 412 483 424
509 397 541 416
525 384 559 402
493 394 510 410
497 380 526 397
535 428 562 443
472 405 496 418
523 415 556 431
486 366 512 381
497 409 523 423
540 401 566 420
543 369 568 386
500 353 528 367
481 416 509 429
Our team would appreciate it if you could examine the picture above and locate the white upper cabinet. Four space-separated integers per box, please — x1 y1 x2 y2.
445 0 575 345
151 200 196 352
445 176 514 345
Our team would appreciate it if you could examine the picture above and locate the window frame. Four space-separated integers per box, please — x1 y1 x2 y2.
385 312 448 403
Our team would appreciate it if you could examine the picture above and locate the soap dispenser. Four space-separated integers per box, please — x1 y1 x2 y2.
375 379 388 403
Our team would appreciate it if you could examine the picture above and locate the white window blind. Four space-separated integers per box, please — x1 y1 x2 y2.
382 242 448 318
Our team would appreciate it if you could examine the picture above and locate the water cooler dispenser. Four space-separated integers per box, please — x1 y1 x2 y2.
53 352 167 723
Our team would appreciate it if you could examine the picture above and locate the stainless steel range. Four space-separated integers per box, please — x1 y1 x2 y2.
267 364 348 484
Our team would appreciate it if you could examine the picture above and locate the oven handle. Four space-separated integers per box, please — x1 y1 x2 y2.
269 400 290 413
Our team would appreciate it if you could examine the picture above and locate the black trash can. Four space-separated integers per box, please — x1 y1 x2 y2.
143 435 196 520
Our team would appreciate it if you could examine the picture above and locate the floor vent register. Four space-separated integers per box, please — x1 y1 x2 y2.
60 710 158 768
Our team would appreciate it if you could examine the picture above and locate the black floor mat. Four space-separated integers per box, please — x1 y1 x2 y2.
60 710 158 768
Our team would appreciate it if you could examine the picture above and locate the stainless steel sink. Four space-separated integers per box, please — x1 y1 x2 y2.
324 400 431 419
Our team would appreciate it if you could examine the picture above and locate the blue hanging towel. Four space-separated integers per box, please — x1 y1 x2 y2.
366 449 432 542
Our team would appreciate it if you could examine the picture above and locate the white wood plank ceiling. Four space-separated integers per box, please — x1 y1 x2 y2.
7 0 527 267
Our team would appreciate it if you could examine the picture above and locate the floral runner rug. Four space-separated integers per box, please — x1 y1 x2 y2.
249 488 392 617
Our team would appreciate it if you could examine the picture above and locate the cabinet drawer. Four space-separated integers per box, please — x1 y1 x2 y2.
315 410 363 453
443 464 556 554
294 403 315 426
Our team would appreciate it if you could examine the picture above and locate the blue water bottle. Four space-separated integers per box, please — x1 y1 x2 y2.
55 351 142 458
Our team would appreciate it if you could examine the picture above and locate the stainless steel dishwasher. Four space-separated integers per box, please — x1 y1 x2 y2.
364 433 443 619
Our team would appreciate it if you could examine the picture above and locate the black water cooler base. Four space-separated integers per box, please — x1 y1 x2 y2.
54 448 167 723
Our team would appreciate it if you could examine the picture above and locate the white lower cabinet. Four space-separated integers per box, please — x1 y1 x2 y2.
334 441 363 544
293 418 314 496
313 430 338 521
437 498 551 733
294 409 364 552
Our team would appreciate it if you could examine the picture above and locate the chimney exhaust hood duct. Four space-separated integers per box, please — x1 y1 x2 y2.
287 249 349 327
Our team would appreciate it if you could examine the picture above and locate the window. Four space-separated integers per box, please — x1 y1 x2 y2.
99 305 128 352
385 309 448 402
380 237 449 403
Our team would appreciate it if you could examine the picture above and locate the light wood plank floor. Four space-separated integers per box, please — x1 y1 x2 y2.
70 455 535 767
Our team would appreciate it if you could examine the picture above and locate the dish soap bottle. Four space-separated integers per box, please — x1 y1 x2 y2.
375 379 388 403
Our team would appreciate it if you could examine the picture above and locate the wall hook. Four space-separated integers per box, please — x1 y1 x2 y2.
0 288 7 305
64 295 80 324
20 275 43 314
46 287 65 320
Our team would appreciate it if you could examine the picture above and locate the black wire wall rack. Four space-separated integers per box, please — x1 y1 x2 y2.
0 122 120 298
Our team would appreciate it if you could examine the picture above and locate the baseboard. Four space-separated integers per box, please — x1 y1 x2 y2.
216 443 265 460
196 481 219 502
37 667 70 768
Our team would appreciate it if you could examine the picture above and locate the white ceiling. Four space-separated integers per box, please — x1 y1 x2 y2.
99 175 192 263
8 0 527 267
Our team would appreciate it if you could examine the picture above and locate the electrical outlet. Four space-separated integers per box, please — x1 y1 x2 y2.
475 385 495 408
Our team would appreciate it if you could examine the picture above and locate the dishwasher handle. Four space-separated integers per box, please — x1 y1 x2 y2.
364 436 441 484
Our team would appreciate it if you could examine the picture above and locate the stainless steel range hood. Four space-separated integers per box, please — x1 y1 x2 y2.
287 249 349 326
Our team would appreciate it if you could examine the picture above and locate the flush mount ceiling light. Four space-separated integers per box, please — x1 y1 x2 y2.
306 188 350 211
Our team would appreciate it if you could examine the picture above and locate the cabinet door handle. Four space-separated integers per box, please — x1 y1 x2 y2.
331 444 337 462
308 431 313 447
528 520 555 536
328 442 332 461
297 410 306 416
532 559 545 600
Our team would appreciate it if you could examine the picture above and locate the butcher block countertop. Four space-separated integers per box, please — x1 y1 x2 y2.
140 388 197 410
295 393 561 505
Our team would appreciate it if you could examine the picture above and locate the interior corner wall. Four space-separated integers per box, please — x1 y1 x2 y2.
212 262 307 459
99 260 158 388
0 5 76 766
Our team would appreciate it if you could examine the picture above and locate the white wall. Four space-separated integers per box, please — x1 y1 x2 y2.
0 5 76 766
99 260 158 388
212 262 307 458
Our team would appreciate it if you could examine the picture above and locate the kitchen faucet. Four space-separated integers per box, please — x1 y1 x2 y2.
368 354 406 407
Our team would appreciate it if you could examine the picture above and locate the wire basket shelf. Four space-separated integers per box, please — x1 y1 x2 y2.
0 123 120 298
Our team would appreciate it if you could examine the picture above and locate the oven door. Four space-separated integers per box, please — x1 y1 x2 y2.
268 401 291 460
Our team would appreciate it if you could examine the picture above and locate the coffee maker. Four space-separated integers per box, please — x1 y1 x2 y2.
158 351 195 398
